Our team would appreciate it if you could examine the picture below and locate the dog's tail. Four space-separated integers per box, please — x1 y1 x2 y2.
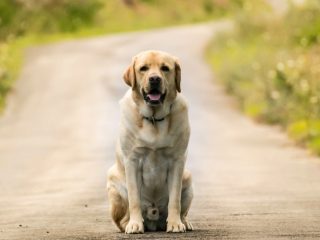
146 206 160 221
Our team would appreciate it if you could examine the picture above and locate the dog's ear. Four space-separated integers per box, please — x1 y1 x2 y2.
174 59 181 93
123 57 136 89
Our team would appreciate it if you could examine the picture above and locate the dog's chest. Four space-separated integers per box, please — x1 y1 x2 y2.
140 151 169 199
137 120 174 148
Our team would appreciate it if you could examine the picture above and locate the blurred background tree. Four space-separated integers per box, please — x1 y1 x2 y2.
0 0 244 110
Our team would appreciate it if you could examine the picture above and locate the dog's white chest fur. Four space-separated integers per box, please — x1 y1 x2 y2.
140 150 169 196
137 121 173 196
137 120 173 149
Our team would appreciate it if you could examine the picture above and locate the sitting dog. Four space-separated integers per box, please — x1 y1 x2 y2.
107 50 193 233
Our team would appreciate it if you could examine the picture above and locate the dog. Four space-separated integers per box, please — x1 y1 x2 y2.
107 50 193 234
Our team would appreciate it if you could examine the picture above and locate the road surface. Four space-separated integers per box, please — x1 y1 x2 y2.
1 22 320 240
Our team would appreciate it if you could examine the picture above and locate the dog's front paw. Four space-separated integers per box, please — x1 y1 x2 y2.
166 219 186 233
125 219 144 234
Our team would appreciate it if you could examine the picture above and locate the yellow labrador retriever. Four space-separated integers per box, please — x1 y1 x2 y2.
107 50 193 234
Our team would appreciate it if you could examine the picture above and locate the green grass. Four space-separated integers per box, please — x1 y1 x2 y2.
0 0 245 112
0 39 24 110
207 0 320 155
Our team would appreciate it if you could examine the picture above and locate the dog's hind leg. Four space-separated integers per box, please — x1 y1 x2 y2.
107 165 129 232
181 169 194 231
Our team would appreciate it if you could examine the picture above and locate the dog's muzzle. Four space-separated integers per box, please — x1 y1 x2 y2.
143 76 166 106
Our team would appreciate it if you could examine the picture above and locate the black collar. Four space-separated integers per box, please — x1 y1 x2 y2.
143 116 165 125
142 104 172 125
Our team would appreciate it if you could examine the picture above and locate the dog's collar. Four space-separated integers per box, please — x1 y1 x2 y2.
143 116 165 125
141 104 173 125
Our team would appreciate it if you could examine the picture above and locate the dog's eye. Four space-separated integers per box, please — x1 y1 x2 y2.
139 66 149 72
161 65 170 72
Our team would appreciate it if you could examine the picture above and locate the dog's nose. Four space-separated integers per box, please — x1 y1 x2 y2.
149 76 161 86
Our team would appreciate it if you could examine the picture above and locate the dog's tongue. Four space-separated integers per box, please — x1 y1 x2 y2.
147 93 161 101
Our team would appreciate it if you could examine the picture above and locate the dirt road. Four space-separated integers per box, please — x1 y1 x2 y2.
1 22 320 240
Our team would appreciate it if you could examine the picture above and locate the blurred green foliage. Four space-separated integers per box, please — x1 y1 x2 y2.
0 0 102 110
207 0 320 155
0 0 244 111
0 0 101 39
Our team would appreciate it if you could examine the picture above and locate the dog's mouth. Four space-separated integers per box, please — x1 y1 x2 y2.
143 89 166 106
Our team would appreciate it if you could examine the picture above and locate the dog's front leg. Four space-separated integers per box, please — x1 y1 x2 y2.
124 157 144 234
167 158 186 233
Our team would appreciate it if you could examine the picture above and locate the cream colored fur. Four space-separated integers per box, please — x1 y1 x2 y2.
107 50 193 234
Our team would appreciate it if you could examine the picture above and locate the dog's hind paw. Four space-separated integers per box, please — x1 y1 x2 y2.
182 219 193 231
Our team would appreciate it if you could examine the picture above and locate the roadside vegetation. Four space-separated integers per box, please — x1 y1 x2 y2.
207 0 320 154
0 0 244 111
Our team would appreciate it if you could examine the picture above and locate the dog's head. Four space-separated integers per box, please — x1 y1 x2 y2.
123 50 181 107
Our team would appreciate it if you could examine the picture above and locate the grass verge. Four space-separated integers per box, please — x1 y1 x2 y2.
207 0 320 155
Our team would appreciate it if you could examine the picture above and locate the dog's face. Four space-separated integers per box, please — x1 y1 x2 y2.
123 50 181 107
